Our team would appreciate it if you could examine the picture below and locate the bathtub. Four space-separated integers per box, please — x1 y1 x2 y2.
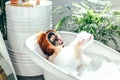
25 31 120 80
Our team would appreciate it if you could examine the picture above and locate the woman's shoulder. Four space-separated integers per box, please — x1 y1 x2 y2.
48 53 57 62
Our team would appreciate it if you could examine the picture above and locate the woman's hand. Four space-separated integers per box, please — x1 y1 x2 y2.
74 36 92 59
75 35 92 49
75 39 85 49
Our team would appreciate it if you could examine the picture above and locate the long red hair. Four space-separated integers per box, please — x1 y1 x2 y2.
37 30 56 57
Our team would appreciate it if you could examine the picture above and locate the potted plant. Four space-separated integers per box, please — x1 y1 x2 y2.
54 2 120 52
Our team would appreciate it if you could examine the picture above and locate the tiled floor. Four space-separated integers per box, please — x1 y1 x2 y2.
16 75 44 80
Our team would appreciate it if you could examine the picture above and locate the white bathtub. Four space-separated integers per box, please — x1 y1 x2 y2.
25 31 120 80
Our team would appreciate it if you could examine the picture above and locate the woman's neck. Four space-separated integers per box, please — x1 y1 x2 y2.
54 45 63 55
48 45 63 62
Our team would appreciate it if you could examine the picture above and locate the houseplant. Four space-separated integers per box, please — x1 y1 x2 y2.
54 1 120 51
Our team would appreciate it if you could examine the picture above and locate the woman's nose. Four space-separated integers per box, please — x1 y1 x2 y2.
58 38 63 44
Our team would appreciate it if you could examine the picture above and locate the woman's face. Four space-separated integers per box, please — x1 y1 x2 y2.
48 32 63 46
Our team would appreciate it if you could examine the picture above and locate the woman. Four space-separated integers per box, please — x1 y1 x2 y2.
31 30 120 80
37 30 93 73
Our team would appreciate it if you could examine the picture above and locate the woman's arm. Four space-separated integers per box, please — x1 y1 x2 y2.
74 39 84 59
74 40 85 70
